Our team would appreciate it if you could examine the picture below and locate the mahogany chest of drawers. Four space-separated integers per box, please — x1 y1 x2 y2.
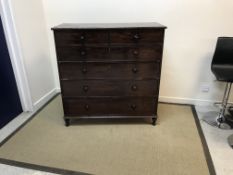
52 23 166 126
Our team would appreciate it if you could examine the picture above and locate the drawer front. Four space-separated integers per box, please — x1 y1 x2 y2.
56 46 162 62
58 62 160 80
56 46 109 61
61 80 158 97
54 30 108 46
110 46 162 61
110 29 164 44
63 97 157 116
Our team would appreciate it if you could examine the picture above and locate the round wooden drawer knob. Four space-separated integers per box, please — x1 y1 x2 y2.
132 67 138 73
85 104 89 110
133 34 140 40
80 35 85 40
80 51 86 56
131 85 137 91
131 104 136 110
83 85 89 92
82 67 87 74
133 50 139 55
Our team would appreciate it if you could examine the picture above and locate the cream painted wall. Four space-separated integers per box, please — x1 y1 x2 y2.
42 0 233 104
10 0 55 105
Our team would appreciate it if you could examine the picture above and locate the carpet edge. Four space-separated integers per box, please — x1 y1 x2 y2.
191 105 216 175
0 158 91 175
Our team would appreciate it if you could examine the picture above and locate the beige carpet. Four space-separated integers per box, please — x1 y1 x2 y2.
0 95 210 175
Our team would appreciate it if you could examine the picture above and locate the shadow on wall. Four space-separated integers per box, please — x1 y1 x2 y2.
195 49 227 103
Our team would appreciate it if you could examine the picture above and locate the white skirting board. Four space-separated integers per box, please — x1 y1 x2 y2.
55 88 219 106
159 96 220 106
33 88 60 112
0 88 60 143
54 88 219 106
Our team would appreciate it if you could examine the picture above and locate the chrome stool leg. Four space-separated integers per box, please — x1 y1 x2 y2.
217 83 232 125
202 82 232 129
228 134 233 148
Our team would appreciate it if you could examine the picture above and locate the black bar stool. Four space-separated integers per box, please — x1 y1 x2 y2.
203 37 233 129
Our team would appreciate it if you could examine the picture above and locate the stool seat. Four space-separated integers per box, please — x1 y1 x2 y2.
212 64 233 82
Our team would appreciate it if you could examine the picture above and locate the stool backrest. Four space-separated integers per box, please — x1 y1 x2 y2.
212 37 233 65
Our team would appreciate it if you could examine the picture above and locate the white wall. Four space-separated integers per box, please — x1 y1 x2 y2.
42 0 233 105
10 0 56 106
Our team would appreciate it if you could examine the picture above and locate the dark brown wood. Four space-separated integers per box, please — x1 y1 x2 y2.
58 62 160 80
109 45 162 61
56 45 162 62
62 97 157 116
152 117 157 126
52 23 166 126
56 46 109 61
54 30 108 46
110 29 164 44
52 22 166 30
65 119 70 127
61 80 158 97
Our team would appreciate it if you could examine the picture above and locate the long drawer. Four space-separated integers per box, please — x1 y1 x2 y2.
63 97 157 116
61 80 158 97
56 45 162 62
58 62 160 80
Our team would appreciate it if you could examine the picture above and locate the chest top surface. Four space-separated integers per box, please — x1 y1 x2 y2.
52 22 167 30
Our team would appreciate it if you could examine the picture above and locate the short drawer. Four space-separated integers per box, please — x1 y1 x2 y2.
62 97 157 116
58 62 160 80
56 46 109 61
54 30 108 46
110 46 162 61
61 80 158 97
110 29 164 44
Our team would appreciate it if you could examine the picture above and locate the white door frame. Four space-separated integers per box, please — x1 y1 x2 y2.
0 0 33 112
